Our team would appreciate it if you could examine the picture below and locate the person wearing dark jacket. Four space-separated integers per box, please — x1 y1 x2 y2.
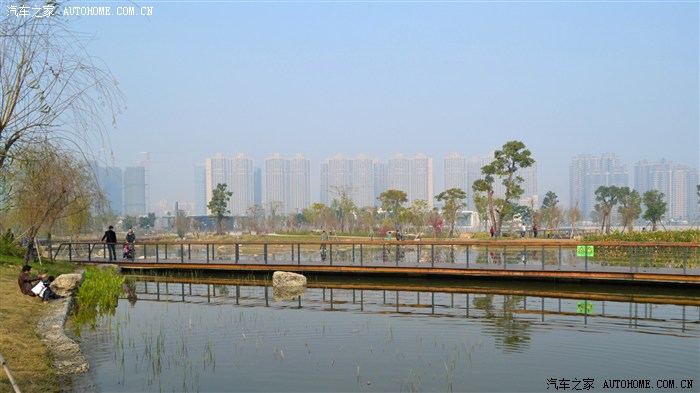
101 225 117 261
18 265 46 296
126 227 136 244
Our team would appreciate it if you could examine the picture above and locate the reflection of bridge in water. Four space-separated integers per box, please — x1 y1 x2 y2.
128 277 700 338
56 240 700 285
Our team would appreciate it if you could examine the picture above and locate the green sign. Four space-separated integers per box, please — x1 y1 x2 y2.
576 245 594 257
577 301 594 314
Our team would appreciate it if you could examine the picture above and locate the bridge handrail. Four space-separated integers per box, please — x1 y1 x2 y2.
51 239 699 247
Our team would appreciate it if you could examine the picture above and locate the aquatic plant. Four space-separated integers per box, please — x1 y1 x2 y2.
72 266 125 336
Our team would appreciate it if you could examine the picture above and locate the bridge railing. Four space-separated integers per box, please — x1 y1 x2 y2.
49 240 699 275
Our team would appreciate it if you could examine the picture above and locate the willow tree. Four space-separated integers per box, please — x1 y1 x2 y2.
7 143 98 262
472 141 535 237
1 1 123 185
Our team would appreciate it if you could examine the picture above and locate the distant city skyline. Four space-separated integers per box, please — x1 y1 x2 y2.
75 1 697 216
93 151 699 223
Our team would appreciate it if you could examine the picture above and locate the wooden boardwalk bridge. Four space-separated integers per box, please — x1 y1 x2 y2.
51 239 700 286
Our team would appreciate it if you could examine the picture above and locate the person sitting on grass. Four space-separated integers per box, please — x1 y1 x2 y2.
31 275 64 301
18 265 46 297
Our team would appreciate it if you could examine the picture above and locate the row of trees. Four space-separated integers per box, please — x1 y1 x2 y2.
204 141 532 237
206 140 689 238
593 186 667 234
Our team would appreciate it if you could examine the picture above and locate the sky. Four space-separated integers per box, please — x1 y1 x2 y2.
61 0 699 213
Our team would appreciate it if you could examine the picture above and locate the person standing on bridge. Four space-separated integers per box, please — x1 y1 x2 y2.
126 227 136 244
101 225 117 261
125 227 136 261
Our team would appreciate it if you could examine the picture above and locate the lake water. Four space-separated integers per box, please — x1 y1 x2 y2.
73 275 700 392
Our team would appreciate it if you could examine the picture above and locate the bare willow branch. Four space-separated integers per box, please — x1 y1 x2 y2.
1 1 124 173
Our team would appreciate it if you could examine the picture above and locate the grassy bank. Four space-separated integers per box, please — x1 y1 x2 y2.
0 256 76 393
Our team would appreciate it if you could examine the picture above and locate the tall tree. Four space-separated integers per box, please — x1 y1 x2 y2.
566 202 582 239
617 187 642 233
540 191 561 232
174 209 190 239
266 200 284 232
472 192 489 231
406 199 430 235
208 183 232 234
303 203 325 229
357 206 379 236
594 185 621 234
642 190 666 231
377 189 408 230
138 213 156 231
0 2 123 172
244 204 266 234
472 141 535 237
331 190 357 233
541 191 558 210
436 188 467 238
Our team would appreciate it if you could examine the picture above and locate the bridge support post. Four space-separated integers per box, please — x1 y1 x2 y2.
466 245 469 268
395 244 399 266
541 246 545 270
558 246 561 270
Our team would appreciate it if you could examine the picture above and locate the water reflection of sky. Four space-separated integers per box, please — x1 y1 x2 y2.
77 280 700 393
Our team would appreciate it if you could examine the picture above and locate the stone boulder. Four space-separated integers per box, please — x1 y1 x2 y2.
51 272 85 297
272 271 307 287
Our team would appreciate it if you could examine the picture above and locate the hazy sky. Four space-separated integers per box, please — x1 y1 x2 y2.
71 0 699 212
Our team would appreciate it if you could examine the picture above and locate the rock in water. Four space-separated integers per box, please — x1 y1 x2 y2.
272 271 307 287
